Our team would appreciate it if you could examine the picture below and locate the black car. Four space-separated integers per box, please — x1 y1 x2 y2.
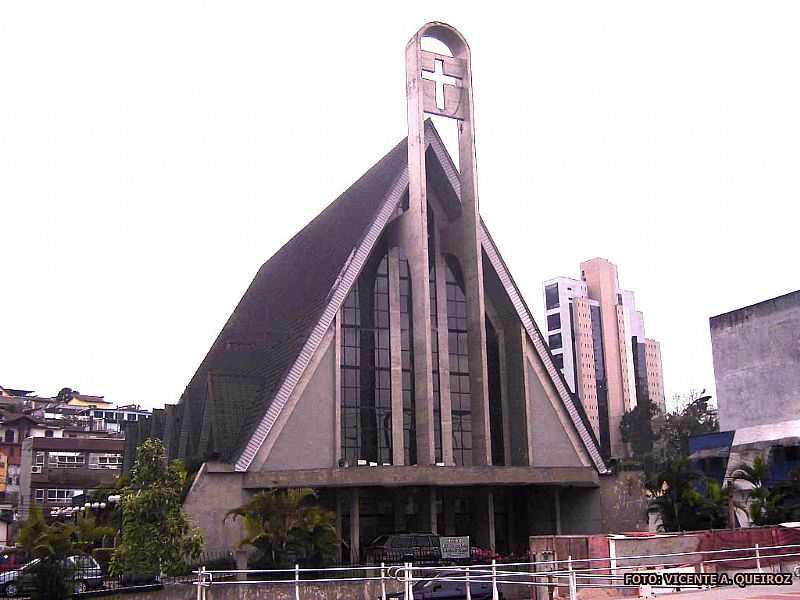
387 570 500 600
0 555 104 597
365 533 442 564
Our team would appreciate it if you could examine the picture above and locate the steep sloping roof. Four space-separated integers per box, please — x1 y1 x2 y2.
148 122 606 474
168 133 409 464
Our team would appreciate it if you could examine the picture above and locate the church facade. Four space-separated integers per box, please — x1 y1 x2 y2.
125 23 609 560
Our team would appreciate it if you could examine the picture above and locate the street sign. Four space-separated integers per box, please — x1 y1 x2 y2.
440 536 470 559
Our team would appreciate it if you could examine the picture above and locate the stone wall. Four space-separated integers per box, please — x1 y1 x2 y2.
99 579 403 600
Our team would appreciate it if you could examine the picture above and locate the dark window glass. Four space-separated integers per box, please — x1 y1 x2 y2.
400 255 417 465
548 333 563 350
486 317 504 465
547 313 561 331
340 251 392 465
552 353 564 369
545 284 559 310
446 257 472 467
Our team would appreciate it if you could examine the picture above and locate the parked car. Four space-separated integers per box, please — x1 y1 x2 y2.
0 553 16 573
0 555 104 596
386 569 500 600
365 533 442 564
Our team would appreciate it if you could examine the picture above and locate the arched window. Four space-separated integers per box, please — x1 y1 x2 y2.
340 251 392 465
445 256 472 466
45 430 54 438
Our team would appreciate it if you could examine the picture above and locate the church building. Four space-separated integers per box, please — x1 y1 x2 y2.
125 22 609 560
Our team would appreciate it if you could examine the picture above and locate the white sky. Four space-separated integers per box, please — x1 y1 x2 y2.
2 2 798 412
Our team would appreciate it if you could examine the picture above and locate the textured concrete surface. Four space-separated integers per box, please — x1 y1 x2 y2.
711 290 800 431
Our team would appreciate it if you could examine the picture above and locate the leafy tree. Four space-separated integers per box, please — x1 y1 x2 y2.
14 505 75 600
226 488 337 568
657 390 718 458
110 439 203 577
72 511 116 555
645 458 732 532
620 396 659 457
683 479 733 530
731 454 786 526
55 387 74 403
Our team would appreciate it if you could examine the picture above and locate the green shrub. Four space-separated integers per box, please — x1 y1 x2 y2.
92 547 115 574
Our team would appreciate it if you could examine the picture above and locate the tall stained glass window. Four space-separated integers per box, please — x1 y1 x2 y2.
340 253 392 465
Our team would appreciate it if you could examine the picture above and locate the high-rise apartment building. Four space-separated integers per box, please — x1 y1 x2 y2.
544 258 665 458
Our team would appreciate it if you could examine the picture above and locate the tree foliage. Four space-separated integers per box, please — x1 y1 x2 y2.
15 505 75 600
731 454 787 526
645 458 733 532
630 390 728 531
110 438 203 577
620 396 659 457
226 488 337 568
658 391 718 457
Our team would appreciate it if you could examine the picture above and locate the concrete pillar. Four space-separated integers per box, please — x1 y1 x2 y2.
434 246 454 465
388 247 406 466
234 549 248 581
554 488 562 535
443 489 457 536
350 488 360 564
334 309 343 466
335 490 344 565
418 487 438 534
472 488 495 551
393 489 407 532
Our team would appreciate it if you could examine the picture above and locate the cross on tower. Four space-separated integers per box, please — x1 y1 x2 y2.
422 59 460 111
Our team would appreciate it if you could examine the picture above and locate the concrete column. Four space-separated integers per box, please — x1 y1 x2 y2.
472 488 495 551
349 488 360 564
418 487 438 534
443 489 457 536
554 488 562 535
334 490 343 565
388 247 406 466
520 326 535 466
234 549 248 581
394 489 407 532
434 246 454 465
334 309 343 466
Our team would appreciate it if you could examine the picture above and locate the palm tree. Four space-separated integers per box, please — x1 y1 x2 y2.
645 457 700 531
14 505 76 600
683 479 732 530
226 488 337 568
731 454 785 526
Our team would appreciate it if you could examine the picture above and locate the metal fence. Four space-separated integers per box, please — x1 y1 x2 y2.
0 550 235 599
194 542 800 600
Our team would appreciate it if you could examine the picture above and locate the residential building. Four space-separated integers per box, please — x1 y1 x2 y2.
0 386 141 528
124 23 613 561
544 258 665 458
19 436 124 518
710 290 800 431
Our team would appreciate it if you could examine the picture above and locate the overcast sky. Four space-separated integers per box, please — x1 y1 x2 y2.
2 2 798 411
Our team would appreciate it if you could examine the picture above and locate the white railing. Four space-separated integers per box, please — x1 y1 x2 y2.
194 542 800 600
